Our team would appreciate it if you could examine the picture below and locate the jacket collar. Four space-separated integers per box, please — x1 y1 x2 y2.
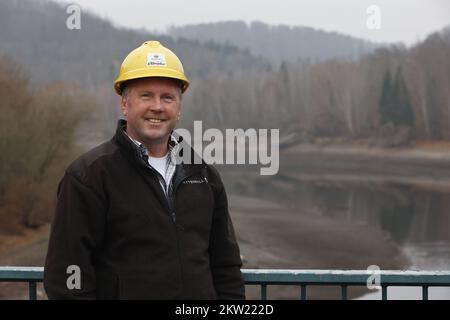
112 119 206 177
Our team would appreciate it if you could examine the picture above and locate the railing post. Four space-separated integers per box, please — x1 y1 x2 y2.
300 285 307 300
381 285 388 300
341 285 347 300
261 283 267 300
422 285 428 300
29 281 37 300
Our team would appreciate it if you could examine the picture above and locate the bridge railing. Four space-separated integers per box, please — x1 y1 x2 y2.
1 267 450 300
243 269 450 300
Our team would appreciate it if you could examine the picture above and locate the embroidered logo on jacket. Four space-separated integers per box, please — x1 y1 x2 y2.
182 177 208 185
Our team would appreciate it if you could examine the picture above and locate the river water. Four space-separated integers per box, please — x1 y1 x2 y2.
225 166 450 300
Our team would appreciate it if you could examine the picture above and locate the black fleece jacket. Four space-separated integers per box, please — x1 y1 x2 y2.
44 120 245 299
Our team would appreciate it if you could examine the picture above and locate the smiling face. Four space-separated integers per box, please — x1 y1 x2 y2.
121 77 182 156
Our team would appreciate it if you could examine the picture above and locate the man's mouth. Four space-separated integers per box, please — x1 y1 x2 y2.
145 118 164 123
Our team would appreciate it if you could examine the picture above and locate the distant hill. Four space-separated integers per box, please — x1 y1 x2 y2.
2 0 448 144
0 0 268 87
0 0 384 88
167 21 382 62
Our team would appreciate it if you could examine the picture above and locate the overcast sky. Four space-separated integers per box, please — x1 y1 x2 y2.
51 0 450 45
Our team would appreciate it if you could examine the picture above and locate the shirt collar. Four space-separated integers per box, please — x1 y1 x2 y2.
123 129 179 159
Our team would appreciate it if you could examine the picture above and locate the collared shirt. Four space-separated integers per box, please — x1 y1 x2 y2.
125 131 178 197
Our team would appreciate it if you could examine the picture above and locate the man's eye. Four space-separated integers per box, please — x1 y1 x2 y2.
162 96 174 102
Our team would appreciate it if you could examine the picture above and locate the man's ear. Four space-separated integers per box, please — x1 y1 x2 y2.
121 96 127 117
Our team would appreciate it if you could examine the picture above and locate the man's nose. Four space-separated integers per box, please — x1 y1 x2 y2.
148 98 164 112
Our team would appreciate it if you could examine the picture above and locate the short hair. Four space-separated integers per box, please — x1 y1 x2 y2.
121 82 131 99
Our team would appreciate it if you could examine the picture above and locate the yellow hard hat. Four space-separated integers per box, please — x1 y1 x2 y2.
114 41 190 95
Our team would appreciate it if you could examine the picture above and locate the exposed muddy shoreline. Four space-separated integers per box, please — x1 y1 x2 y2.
281 144 450 191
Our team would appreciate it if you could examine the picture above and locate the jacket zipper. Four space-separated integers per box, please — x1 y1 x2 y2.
144 162 201 298
169 172 196 221
169 171 199 299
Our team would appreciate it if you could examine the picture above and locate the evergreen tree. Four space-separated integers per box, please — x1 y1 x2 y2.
379 68 414 128
379 70 393 125
393 67 414 127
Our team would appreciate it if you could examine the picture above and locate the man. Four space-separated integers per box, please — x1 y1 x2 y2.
44 41 245 299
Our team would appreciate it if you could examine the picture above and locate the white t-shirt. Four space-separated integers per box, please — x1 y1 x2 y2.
147 154 169 185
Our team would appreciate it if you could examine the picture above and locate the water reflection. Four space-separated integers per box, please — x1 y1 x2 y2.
226 170 450 299
275 174 448 251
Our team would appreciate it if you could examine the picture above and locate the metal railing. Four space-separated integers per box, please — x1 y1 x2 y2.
1 267 450 300
0 267 43 300
243 269 450 300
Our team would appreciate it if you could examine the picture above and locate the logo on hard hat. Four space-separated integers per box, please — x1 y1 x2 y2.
147 53 167 67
